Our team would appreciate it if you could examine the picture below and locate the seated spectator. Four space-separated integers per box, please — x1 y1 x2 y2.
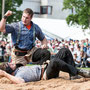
73 52 82 67
86 58 90 67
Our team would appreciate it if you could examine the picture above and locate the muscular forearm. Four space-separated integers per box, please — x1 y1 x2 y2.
4 72 25 84
0 10 12 32
0 18 6 32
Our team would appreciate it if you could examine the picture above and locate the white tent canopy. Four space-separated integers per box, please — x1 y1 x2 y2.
32 18 90 40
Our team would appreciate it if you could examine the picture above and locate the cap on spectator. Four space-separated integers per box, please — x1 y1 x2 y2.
70 45 74 48
87 58 90 62
55 43 58 46
65 43 68 46
59 43 63 47
74 51 77 55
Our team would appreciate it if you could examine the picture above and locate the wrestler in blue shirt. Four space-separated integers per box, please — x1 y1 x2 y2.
0 8 47 65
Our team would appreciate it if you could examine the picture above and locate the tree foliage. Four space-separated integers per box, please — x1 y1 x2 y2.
0 0 23 23
63 0 90 29
0 0 23 38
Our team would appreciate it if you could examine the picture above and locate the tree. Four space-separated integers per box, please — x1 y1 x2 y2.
0 0 23 23
0 0 23 38
63 0 90 30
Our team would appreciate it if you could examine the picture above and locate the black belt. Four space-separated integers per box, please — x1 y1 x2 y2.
15 46 28 51
14 48 28 56
15 51 27 56
14 46 34 56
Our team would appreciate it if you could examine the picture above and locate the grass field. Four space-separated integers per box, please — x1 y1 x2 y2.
27 64 90 70
78 67 90 70
0 62 90 70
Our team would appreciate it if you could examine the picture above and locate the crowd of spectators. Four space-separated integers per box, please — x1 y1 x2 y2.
0 40 12 63
36 38 90 68
0 38 90 68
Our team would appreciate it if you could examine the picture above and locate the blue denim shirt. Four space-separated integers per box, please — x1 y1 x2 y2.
5 21 45 50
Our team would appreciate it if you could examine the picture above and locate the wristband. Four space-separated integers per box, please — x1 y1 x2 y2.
3 15 8 19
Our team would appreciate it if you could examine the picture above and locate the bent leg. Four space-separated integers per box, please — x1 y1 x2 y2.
54 48 76 79
55 48 75 66
32 48 51 65
46 58 78 79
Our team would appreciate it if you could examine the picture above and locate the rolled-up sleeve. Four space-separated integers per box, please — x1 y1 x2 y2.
35 24 45 41
5 24 15 33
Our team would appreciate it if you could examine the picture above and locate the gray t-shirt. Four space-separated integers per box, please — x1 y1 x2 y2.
14 65 42 82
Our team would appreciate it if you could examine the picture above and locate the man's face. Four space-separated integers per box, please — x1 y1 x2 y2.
21 13 32 26
7 63 16 70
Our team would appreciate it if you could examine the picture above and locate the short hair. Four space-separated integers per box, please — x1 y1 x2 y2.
0 62 23 74
0 62 8 71
23 8 34 18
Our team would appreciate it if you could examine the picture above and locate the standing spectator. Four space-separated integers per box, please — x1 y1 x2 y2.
5 42 12 62
0 8 47 65
80 41 87 53
0 44 3 62
86 45 90 59
69 45 74 56
47 40 54 54
80 50 87 67
86 58 90 67
85 38 89 46
76 46 81 57
0 40 6 62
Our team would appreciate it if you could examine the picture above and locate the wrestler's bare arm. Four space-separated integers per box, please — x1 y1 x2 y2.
0 70 25 84
0 10 12 33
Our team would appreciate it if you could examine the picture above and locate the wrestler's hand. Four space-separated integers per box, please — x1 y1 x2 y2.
0 70 6 77
41 44 47 49
5 10 13 16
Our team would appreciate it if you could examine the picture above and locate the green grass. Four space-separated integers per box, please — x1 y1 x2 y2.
27 64 35 66
27 64 90 70
0 62 90 70
77 67 90 70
